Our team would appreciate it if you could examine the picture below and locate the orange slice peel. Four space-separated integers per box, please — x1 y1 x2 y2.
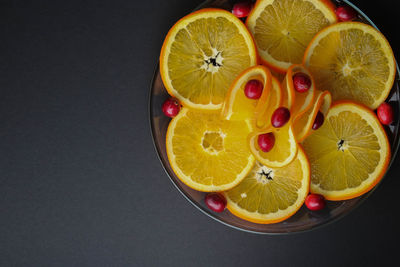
248 70 298 168
248 124 298 168
283 64 317 119
293 90 332 142
222 65 272 121
254 76 282 129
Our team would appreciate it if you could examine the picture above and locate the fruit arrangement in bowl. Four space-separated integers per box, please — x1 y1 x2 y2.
150 0 399 233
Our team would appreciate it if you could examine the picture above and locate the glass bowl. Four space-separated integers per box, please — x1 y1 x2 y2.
149 0 400 234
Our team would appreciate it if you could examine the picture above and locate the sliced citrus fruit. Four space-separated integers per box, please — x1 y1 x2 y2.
282 64 316 119
222 65 272 121
166 108 255 192
255 75 282 129
304 22 396 109
302 101 391 200
224 145 310 224
280 70 296 112
160 8 257 110
293 90 332 142
246 0 337 73
249 72 297 167
249 123 298 168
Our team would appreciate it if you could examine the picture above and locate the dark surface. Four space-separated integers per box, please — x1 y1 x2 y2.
0 0 399 266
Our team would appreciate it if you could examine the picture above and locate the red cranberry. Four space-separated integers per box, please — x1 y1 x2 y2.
271 107 290 128
244 79 263 99
312 111 325 130
257 132 275 152
377 102 394 125
162 98 180 117
305 194 326 211
205 193 226 213
293 72 312 93
232 1 253 18
335 6 357 22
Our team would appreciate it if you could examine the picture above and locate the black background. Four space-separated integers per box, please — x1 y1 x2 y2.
1 0 399 266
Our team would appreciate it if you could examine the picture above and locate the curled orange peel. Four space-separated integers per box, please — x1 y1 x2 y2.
293 90 332 143
221 65 272 122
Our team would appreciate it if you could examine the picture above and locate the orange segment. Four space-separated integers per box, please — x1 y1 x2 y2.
160 8 257 110
302 101 390 200
224 145 310 224
294 90 332 142
304 22 396 109
222 65 272 121
246 0 337 73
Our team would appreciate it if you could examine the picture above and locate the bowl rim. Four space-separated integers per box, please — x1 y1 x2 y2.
148 0 400 235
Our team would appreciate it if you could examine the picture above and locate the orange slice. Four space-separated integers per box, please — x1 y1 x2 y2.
302 101 391 200
160 8 257 110
224 145 310 224
280 70 296 112
246 0 337 73
293 90 332 142
304 22 396 109
282 64 316 119
249 124 298 168
166 108 255 192
248 71 298 168
222 65 272 121
254 75 282 129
